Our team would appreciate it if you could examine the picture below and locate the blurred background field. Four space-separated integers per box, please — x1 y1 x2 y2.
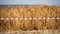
0 0 60 6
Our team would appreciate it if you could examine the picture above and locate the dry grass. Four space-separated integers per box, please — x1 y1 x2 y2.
0 5 60 32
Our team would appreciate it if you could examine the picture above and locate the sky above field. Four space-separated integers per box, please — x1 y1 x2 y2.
0 0 60 5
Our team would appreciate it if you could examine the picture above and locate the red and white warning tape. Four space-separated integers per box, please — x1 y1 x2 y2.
0 17 60 20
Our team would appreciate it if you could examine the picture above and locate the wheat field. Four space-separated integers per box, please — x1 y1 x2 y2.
0 5 60 33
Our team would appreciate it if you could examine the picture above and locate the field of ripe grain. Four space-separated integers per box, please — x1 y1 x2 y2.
0 5 60 32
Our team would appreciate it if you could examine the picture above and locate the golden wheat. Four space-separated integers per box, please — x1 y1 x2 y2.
0 5 60 32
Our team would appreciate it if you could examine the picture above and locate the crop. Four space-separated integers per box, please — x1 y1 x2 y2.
0 5 60 32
